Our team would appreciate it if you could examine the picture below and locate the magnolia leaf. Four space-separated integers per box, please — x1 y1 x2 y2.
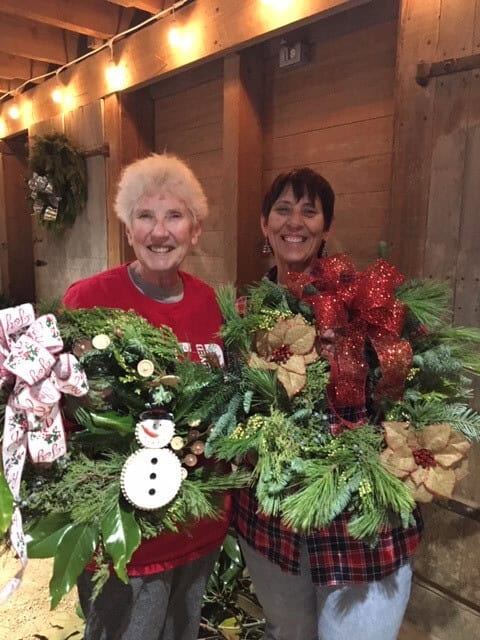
50 523 98 609
0 471 14 536
26 512 71 558
221 534 243 566
101 502 141 583
218 617 241 640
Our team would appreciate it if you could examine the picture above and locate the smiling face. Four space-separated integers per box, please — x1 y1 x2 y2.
126 191 201 286
261 186 328 284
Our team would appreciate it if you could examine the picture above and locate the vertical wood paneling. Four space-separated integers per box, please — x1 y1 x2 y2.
31 103 108 301
388 0 441 277
153 60 225 287
263 0 398 269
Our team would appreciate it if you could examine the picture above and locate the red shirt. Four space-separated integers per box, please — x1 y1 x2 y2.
63 264 231 575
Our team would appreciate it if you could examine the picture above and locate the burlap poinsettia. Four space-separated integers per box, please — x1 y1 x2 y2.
249 314 319 398
380 421 470 502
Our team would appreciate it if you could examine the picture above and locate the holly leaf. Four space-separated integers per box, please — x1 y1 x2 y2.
0 471 13 536
26 512 72 558
101 502 141 583
50 523 98 609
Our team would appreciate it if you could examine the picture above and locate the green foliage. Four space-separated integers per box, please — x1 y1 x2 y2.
201 535 265 639
396 279 451 330
28 132 87 234
50 523 98 609
0 470 14 536
101 503 141 583
207 269 480 543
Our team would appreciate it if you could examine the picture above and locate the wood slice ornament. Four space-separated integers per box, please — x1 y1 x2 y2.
121 411 183 510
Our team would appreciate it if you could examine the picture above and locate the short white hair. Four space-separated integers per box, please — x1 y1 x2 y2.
115 153 208 224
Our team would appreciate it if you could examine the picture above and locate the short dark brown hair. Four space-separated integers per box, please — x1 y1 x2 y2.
261 168 334 230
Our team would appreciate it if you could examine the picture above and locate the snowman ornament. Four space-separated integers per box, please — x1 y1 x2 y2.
121 410 187 510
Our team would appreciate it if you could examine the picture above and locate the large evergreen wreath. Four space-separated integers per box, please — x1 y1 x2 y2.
203 256 480 541
28 132 87 233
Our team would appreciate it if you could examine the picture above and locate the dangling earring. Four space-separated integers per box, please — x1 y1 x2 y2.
262 237 272 256
318 240 328 258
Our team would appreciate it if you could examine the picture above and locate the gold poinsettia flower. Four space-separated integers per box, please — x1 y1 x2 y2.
249 314 319 398
380 421 470 502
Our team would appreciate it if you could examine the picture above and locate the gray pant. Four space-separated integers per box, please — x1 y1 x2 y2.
239 538 412 640
77 549 219 640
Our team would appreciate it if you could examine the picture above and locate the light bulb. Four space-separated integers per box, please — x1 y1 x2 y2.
105 61 127 92
0 119 6 138
8 104 20 120
52 88 63 104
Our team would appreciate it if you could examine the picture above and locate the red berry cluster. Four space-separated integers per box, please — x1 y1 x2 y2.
413 447 437 468
271 344 292 364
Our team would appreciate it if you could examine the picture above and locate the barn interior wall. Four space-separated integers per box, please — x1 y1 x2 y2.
29 104 108 303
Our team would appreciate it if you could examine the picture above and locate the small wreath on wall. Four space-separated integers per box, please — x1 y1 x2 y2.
27 132 88 234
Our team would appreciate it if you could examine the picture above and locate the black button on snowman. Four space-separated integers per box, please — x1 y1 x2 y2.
121 410 188 510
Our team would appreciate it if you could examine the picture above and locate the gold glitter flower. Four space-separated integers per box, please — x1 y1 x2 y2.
380 421 470 502
249 314 319 398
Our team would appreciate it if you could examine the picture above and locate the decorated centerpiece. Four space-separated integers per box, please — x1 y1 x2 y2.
0 304 246 606
204 255 480 541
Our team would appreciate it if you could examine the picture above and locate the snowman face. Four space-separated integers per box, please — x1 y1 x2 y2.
135 417 175 448
121 448 183 510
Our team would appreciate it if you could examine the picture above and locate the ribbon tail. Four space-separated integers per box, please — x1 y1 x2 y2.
0 509 27 604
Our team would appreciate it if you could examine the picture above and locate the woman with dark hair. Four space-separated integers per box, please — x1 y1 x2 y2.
234 168 422 640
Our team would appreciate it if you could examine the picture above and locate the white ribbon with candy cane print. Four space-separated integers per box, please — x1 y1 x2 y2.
0 304 88 602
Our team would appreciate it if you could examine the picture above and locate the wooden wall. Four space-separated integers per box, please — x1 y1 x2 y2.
151 60 226 287
147 0 398 288
263 0 398 269
30 104 108 302
390 1 480 637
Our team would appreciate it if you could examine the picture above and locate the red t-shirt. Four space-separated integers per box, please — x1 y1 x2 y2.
63 264 231 575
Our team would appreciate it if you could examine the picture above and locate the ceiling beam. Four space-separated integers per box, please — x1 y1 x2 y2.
0 53 50 82
0 14 68 64
106 0 168 15
0 0 128 40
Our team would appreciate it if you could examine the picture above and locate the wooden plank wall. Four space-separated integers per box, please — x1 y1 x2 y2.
149 0 398 289
263 0 399 270
30 104 108 302
151 60 226 287
391 1 480 637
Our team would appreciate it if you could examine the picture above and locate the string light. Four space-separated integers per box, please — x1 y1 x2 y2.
8 104 20 120
0 0 191 108
0 119 6 138
51 88 63 104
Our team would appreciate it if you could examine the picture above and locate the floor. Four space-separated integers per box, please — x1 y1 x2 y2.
399 620 442 640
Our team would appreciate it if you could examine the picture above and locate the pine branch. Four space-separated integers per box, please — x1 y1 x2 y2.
396 279 451 329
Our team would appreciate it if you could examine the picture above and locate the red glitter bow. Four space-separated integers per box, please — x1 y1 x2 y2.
287 255 412 423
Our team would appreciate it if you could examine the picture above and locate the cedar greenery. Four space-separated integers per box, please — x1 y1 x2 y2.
1 306 248 607
205 274 480 540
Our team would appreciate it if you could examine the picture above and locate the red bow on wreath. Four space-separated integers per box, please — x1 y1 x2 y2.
287 255 412 424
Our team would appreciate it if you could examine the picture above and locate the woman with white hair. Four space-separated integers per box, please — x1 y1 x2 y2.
63 153 229 640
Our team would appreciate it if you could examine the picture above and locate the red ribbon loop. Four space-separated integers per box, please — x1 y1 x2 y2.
287 256 412 423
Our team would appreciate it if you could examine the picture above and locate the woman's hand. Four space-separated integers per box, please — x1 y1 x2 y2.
318 329 335 358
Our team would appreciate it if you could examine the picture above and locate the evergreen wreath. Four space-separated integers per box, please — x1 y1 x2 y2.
28 132 88 233
0 305 247 607
202 255 480 542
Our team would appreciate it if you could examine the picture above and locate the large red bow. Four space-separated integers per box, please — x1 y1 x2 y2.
287 255 412 420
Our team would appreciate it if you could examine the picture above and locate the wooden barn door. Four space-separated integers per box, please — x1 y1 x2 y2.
0 133 35 304
390 1 480 637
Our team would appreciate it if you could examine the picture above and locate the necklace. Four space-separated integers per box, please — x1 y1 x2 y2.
128 264 184 303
